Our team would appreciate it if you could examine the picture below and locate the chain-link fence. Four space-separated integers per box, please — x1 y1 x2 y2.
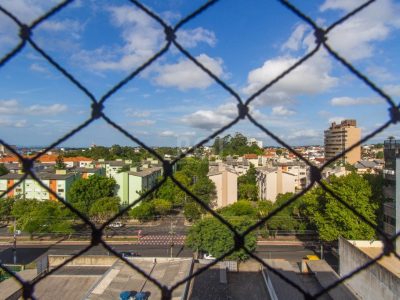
0 0 399 299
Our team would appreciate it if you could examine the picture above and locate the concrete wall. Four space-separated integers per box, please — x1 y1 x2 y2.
339 238 400 300
49 255 118 267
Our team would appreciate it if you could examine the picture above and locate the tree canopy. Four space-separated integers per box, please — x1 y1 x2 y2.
89 197 120 223
212 133 263 156
11 199 73 238
68 175 116 215
0 163 9 176
238 164 258 201
300 173 378 242
186 216 257 261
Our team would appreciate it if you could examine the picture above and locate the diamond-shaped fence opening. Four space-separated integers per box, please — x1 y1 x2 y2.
0 0 399 299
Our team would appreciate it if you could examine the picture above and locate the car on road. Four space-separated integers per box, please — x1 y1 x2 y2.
203 253 216 260
120 251 140 258
108 222 123 228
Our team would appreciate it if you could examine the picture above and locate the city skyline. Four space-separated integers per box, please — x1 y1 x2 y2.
0 0 399 147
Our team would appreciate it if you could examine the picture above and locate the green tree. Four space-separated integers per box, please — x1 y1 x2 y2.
129 202 155 222
156 172 190 206
0 163 9 176
89 197 120 223
12 199 73 239
68 175 116 215
375 151 384 159
218 200 257 218
301 173 377 242
257 200 273 219
152 199 173 216
238 164 258 200
186 216 257 261
55 155 66 170
275 149 283 156
0 197 15 222
238 183 258 201
184 202 202 222
191 177 216 206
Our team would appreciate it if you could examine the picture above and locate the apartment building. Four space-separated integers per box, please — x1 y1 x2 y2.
115 166 162 206
256 167 296 202
0 170 80 201
382 138 400 250
324 119 361 164
274 162 308 190
208 167 238 208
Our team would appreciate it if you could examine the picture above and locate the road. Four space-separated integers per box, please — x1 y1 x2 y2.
0 243 316 265
0 217 188 237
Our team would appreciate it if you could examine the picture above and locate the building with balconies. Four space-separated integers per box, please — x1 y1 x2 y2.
324 119 361 164
382 138 400 250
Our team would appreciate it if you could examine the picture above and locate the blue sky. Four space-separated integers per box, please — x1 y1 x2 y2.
0 0 400 148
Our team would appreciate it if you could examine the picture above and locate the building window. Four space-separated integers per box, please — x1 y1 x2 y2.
58 189 64 192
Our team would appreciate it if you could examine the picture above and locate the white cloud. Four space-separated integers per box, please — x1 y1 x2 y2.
330 96 381 106
287 129 320 140
0 99 19 114
76 6 217 72
128 119 155 126
39 19 83 33
243 53 337 106
124 108 151 118
320 0 400 61
25 104 67 115
177 28 216 48
384 84 400 97
159 130 176 137
181 102 265 131
320 0 366 12
154 54 224 90
328 116 345 124
281 24 308 52
30 63 48 73
0 118 27 128
0 99 67 115
271 106 296 116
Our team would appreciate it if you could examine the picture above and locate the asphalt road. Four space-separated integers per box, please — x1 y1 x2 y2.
0 244 316 265
0 217 189 237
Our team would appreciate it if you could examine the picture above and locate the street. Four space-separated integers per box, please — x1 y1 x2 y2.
0 243 316 265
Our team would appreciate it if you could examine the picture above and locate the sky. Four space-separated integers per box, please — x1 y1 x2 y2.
0 0 400 148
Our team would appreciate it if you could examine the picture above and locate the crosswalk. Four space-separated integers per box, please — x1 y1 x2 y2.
136 234 186 246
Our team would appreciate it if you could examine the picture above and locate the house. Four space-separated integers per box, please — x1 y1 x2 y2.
353 160 379 174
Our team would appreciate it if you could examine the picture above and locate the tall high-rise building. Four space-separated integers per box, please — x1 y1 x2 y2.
324 119 361 164
382 138 400 250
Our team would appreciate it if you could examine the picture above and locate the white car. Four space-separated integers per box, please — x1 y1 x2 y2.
109 222 123 228
203 253 216 260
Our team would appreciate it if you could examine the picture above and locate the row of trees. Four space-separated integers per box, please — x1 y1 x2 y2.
186 171 384 260
212 133 263 156
64 145 179 161
129 158 216 222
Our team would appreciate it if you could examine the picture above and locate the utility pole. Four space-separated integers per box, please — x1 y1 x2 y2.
13 218 17 265
169 217 175 258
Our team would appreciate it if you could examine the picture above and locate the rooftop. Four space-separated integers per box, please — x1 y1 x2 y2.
128 167 162 177
0 172 77 180
87 258 193 299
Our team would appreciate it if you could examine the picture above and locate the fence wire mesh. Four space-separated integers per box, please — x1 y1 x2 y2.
0 0 399 299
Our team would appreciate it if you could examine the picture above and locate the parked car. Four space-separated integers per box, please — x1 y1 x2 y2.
203 253 216 260
109 221 123 228
120 251 141 258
